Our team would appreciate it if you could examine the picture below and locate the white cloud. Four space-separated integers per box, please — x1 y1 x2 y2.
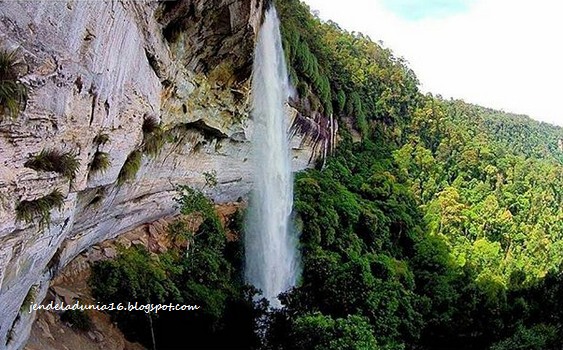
301 0 563 126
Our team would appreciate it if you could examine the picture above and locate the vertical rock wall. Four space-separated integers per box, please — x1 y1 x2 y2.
0 1 335 348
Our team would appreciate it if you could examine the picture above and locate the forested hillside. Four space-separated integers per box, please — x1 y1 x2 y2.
83 1 563 349
269 1 563 349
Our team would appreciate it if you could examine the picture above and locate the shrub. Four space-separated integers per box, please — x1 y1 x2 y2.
16 189 65 228
203 170 218 188
168 220 192 242
25 149 80 180
93 133 110 146
335 89 346 114
90 246 182 345
174 185 215 218
142 117 166 157
117 150 142 184
296 81 309 99
287 313 379 350
143 129 165 157
0 49 27 121
89 151 111 174
61 310 92 331
490 324 561 350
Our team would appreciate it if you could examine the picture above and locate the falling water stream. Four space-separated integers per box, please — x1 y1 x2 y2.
244 6 300 308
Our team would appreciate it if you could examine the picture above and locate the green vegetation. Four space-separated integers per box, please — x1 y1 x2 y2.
282 313 379 350
89 151 111 174
25 149 80 180
143 130 165 157
117 150 142 184
264 2 563 350
142 116 166 157
87 2 563 350
174 185 215 218
93 133 110 146
90 187 260 349
203 170 218 188
266 139 424 350
60 310 92 331
16 189 64 228
0 48 27 121
277 0 419 136
394 96 563 285
20 285 37 312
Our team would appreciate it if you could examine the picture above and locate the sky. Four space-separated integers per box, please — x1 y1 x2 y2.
301 0 563 126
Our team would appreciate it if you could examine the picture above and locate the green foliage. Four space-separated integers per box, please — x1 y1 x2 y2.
61 310 92 331
89 151 111 174
490 324 561 350
268 89 563 349
16 189 64 228
167 220 192 242
90 186 261 349
203 170 218 188
289 313 379 350
447 102 563 162
395 95 563 286
277 0 419 132
117 150 142 184
25 149 80 180
142 121 166 158
296 81 309 98
86 3 563 350
20 285 37 312
174 185 215 218
142 116 166 158
0 48 27 120
267 140 423 350
91 246 180 306
93 133 110 146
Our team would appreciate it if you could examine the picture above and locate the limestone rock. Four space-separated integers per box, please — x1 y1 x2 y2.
0 0 333 349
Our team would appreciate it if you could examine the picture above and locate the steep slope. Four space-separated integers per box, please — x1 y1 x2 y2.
0 1 335 349
260 1 563 350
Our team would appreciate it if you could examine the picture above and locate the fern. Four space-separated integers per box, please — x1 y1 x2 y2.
142 116 166 157
93 133 110 146
16 189 65 228
25 149 80 180
90 151 111 174
117 150 142 184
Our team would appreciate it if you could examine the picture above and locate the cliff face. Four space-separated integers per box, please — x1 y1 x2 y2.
0 1 333 349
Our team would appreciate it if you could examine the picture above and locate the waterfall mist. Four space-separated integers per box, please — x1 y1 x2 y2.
244 6 300 307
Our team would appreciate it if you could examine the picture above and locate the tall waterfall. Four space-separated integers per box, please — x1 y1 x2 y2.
245 6 300 307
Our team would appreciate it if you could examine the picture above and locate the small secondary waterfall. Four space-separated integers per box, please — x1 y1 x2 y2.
245 6 300 307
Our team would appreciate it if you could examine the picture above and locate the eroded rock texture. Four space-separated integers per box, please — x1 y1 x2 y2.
0 1 334 348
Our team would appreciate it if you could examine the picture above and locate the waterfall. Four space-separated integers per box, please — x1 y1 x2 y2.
245 6 300 307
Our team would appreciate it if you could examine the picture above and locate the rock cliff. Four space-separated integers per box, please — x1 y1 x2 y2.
0 1 334 348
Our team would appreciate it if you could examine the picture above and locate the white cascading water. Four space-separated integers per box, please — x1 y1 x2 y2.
245 6 300 307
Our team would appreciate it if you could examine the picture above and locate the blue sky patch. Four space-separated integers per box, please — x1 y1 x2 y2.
381 0 477 20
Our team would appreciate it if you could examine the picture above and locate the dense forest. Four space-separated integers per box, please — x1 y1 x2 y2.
88 1 563 349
